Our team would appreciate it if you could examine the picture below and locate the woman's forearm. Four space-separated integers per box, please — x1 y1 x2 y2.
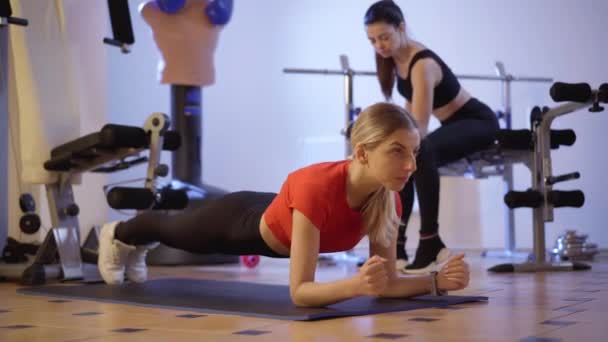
379 275 432 298
291 276 361 307
291 273 435 306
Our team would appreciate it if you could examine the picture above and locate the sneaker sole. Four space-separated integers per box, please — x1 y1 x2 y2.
400 248 452 275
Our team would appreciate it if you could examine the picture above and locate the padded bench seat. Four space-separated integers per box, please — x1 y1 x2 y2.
44 124 180 173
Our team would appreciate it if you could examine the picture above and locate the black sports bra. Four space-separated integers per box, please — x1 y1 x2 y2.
396 49 461 109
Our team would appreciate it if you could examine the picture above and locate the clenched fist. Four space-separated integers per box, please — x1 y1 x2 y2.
437 253 470 291
356 255 389 296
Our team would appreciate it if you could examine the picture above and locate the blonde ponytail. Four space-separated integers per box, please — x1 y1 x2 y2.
361 187 400 248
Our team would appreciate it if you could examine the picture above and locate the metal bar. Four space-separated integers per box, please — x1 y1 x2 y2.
283 68 377 77
531 145 546 263
143 113 167 192
537 102 589 222
283 68 552 83
497 62 517 255
502 167 517 253
541 102 590 122
531 101 589 264
531 97 548 264
45 182 79 232
45 182 83 280
0 23 7 254
283 68 345 75
458 74 553 83
344 73 353 156
170 85 202 185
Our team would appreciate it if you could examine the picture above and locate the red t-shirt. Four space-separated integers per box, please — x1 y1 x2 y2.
264 160 402 253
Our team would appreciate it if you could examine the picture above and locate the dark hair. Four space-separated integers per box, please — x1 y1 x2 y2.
364 0 405 100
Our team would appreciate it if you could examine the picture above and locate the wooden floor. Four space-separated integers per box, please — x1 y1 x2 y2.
1 250 607 342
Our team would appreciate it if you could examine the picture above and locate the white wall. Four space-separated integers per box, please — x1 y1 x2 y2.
101 0 606 252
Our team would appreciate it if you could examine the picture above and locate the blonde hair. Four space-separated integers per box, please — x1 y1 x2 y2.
349 102 417 247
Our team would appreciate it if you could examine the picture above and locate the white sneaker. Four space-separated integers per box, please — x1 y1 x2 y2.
401 248 452 275
98 222 135 285
125 242 159 283
395 258 408 271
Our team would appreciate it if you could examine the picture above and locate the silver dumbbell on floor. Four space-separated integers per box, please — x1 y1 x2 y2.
551 230 599 261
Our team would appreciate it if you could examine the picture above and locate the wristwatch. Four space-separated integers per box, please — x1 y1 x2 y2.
430 271 445 296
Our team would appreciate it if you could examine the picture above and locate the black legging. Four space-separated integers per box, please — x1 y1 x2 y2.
114 191 286 258
398 98 499 243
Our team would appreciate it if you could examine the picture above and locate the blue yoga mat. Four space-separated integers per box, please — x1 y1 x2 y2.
18 277 488 321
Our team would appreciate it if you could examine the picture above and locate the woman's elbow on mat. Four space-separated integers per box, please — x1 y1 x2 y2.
289 283 324 308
